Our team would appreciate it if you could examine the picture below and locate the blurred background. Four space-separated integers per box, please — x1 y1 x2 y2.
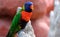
0 0 54 37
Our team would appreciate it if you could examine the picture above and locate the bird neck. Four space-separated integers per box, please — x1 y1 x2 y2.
23 11 32 13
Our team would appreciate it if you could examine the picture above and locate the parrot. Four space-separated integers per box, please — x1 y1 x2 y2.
6 2 33 37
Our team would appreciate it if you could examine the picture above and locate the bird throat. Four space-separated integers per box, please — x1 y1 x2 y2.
21 11 32 22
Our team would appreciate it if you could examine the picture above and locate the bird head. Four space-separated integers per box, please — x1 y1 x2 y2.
22 2 33 12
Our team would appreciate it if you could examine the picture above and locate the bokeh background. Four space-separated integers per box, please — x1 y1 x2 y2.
0 0 54 37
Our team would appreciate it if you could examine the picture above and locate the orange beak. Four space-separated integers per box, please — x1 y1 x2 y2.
30 5 34 10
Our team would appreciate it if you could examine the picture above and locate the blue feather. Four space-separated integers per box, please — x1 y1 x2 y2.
24 2 33 12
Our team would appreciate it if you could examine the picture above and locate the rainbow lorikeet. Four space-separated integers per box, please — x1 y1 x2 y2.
6 2 33 37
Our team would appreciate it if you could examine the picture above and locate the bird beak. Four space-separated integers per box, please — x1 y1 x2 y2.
30 5 34 10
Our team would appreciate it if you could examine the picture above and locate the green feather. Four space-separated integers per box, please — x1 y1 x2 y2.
22 5 25 10
6 7 23 37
